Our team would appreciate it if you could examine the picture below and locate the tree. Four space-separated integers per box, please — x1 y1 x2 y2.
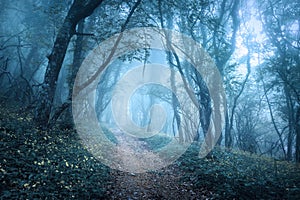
258 0 300 161
34 0 104 127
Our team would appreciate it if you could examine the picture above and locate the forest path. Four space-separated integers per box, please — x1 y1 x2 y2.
108 128 166 173
105 128 214 199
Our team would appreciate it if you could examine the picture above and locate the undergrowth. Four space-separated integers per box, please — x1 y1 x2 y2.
0 106 110 199
1 105 300 199
140 134 172 151
177 143 300 199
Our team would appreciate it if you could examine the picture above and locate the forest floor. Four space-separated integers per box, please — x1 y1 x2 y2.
105 128 215 199
1 105 300 199
107 163 215 199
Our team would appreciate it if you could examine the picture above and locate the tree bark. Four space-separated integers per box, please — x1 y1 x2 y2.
284 84 294 161
296 106 300 162
34 0 103 127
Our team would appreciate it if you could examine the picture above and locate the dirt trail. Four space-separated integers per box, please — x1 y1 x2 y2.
107 165 216 199
105 129 215 199
109 128 166 173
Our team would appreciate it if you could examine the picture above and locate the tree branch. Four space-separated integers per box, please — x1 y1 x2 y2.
74 32 95 36
74 0 142 95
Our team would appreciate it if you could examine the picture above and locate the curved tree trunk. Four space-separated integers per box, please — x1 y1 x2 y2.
34 0 103 127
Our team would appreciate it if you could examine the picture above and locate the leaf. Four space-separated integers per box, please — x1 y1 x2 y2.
23 183 30 188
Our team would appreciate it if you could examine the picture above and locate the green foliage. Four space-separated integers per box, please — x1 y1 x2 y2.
177 144 300 199
1 106 300 199
140 134 172 151
0 106 110 199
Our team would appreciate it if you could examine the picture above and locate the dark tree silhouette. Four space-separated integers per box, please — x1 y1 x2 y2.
34 0 104 127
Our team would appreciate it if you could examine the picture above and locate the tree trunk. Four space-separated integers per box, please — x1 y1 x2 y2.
159 0 184 142
224 111 232 147
295 106 300 162
213 0 240 147
284 84 294 161
262 80 287 159
34 0 103 127
225 41 250 148
64 19 86 129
